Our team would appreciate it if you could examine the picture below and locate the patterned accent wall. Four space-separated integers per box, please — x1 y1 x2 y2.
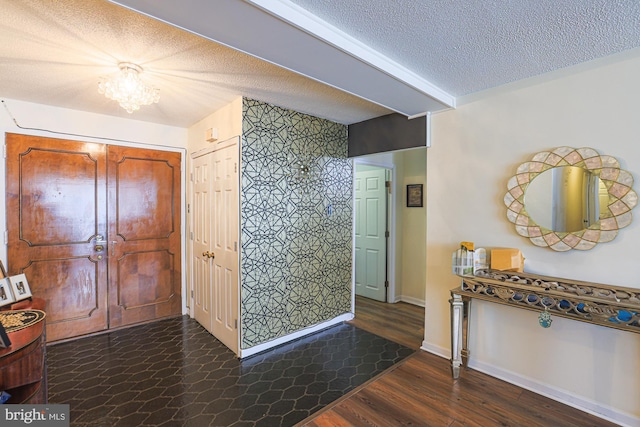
241 98 353 348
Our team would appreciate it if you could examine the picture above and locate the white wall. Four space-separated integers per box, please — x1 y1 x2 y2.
424 52 640 425
187 97 243 154
0 99 187 150
399 148 426 305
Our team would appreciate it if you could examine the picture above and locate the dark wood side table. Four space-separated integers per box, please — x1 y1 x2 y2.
0 297 47 403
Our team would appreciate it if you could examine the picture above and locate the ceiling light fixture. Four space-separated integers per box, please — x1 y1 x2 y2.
98 62 160 113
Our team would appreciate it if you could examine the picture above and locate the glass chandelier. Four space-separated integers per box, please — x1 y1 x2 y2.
98 62 160 113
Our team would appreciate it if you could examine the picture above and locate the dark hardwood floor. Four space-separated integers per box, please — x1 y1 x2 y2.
301 296 617 427
347 295 425 349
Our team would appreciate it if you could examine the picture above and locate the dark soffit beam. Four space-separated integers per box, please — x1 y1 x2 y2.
348 113 427 158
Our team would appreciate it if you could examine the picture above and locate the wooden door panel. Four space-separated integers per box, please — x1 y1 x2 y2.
115 250 177 308
114 157 174 239
108 146 181 328
18 148 99 245
23 257 103 339
6 134 108 342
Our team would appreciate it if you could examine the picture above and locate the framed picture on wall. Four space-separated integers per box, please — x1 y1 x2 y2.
8 274 32 301
0 278 15 308
407 184 423 207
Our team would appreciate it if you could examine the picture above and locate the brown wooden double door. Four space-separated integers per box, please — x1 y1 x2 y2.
5 133 182 342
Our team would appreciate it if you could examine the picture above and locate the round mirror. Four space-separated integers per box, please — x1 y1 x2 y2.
504 147 638 251
525 166 608 232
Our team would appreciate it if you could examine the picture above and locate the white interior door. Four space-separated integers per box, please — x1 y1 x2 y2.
355 166 388 302
191 141 239 354
211 144 239 354
193 154 213 332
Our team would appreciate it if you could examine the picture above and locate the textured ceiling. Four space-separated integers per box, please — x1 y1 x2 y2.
1 0 639 128
288 0 640 97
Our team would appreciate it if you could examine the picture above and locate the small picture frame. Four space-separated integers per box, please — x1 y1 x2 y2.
0 260 6 278
0 278 16 308
8 274 32 301
407 184 424 207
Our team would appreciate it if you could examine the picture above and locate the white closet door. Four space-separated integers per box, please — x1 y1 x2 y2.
211 144 239 354
192 141 239 354
193 153 214 332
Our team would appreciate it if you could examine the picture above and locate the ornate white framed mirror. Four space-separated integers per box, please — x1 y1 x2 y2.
504 147 638 251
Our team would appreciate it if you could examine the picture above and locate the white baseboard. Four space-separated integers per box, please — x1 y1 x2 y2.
396 295 425 307
420 341 450 359
239 313 354 359
467 359 639 427
417 344 637 426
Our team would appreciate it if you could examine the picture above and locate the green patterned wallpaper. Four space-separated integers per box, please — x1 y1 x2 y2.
241 98 353 348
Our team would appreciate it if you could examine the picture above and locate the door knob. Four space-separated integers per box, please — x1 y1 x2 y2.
202 251 215 259
95 235 107 254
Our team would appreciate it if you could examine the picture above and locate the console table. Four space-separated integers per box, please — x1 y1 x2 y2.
450 270 640 378
0 298 47 403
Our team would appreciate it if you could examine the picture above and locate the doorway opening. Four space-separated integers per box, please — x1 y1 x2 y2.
5 133 183 342
351 148 427 348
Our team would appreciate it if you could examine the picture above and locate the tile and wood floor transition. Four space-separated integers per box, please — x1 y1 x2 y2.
348 295 425 350
47 296 617 427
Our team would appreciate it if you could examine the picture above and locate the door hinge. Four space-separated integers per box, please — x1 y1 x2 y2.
385 231 390 238
190 231 194 240
385 180 391 193
234 163 237 173
191 289 194 298
190 172 194 182
4 230 8 245
234 319 238 329
234 241 237 252
187 204 190 214
3 145 6 159
385 280 389 288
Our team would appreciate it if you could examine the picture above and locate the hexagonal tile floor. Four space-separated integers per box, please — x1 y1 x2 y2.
47 316 414 426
